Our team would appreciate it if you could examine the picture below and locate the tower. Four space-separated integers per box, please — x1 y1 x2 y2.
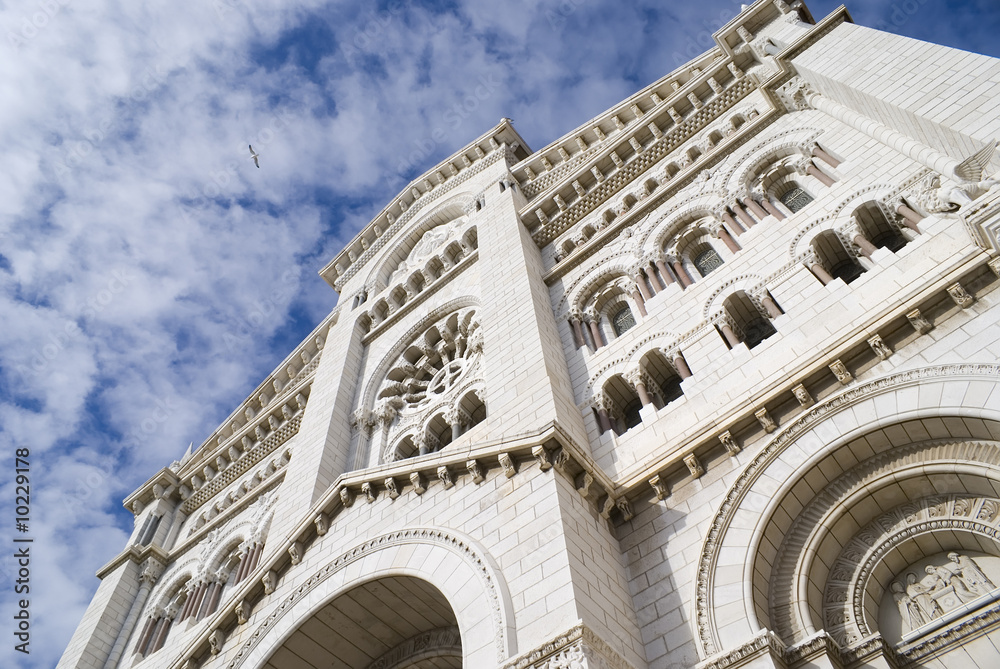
58 1 1000 667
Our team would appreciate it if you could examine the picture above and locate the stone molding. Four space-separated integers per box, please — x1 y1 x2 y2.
900 597 1000 663
695 363 1000 655
500 622 635 669
367 626 462 669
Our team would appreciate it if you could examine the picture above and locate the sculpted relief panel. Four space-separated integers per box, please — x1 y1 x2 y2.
884 551 999 643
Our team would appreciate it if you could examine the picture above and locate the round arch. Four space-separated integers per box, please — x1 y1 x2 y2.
229 528 516 668
695 363 1000 658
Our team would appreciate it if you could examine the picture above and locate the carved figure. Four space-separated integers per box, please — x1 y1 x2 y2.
892 581 927 632
905 572 942 620
948 552 996 596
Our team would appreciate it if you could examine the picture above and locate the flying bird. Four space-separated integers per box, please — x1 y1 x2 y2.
249 144 260 168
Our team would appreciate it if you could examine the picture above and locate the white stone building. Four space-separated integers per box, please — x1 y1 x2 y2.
57 1 1000 667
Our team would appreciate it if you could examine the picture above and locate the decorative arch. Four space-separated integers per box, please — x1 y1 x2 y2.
228 528 517 668
366 196 474 291
695 363 1000 659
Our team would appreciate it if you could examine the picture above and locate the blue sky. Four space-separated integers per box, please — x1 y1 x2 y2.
1 1 999 667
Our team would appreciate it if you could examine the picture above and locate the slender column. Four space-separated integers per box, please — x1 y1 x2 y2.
133 618 157 656
760 198 786 220
810 263 834 286
717 226 740 253
631 290 648 317
570 318 585 348
806 163 836 187
150 618 172 653
196 582 220 620
732 201 756 228
187 582 207 621
672 260 693 288
806 88 963 181
597 408 613 433
179 585 197 621
248 543 263 573
635 381 652 407
722 210 744 234
853 234 878 258
648 265 667 290
761 295 782 319
896 204 924 232
812 144 841 167
634 275 653 301
745 198 769 220
234 553 249 585
205 581 224 617
673 354 692 379
146 618 166 653
721 324 741 348
588 319 604 349
451 421 462 441
654 259 675 285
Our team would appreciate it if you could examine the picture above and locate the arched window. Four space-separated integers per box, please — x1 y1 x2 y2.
813 231 865 284
779 186 813 213
694 248 724 276
723 291 776 350
854 201 908 252
612 306 636 336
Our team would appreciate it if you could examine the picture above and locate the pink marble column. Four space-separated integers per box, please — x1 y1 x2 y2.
896 204 924 232
717 226 740 253
589 319 604 349
597 408 613 433
722 210 744 234
672 260 693 288
720 323 741 348
134 618 157 655
648 265 667 290
810 263 834 286
760 198 786 220
761 295 782 319
631 290 648 317
634 275 653 301
570 318 586 348
673 354 692 379
655 259 675 285
853 234 878 258
807 163 836 187
635 380 652 407
812 144 841 167
745 197 768 220
732 201 757 228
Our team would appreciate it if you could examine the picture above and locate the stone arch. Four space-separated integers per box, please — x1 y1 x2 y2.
229 528 516 668
367 196 474 292
695 363 1000 658
643 198 719 258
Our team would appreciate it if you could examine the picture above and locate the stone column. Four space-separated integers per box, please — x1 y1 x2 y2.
810 262 834 285
588 319 605 349
133 617 156 657
630 289 648 317
761 295 783 319
745 197 769 220
812 144 841 167
655 259 675 285
732 201 757 228
634 274 653 301
672 259 693 288
634 379 652 407
673 353 692 379
720 323 741 348
570 318 586 348
853 233 878 258
717 226 740 253
647 265 667 290
722 209 744 234
760 198 787 220
806 162 836 187
597 407 613 433
896 204 924 232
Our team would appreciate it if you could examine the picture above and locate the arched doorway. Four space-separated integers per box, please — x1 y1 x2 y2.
263 576 461 669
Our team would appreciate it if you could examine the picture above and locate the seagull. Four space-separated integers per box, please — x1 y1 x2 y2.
249 144 260 168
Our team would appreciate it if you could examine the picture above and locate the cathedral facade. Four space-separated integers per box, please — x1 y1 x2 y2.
58 1 1000 667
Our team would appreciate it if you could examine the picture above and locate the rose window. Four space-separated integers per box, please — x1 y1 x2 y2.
376 309 482 415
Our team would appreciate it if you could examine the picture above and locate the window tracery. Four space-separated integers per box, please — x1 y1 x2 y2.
373 309 485 463
612 306 636 336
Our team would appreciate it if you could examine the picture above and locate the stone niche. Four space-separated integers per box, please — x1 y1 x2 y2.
877 550 1000 646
